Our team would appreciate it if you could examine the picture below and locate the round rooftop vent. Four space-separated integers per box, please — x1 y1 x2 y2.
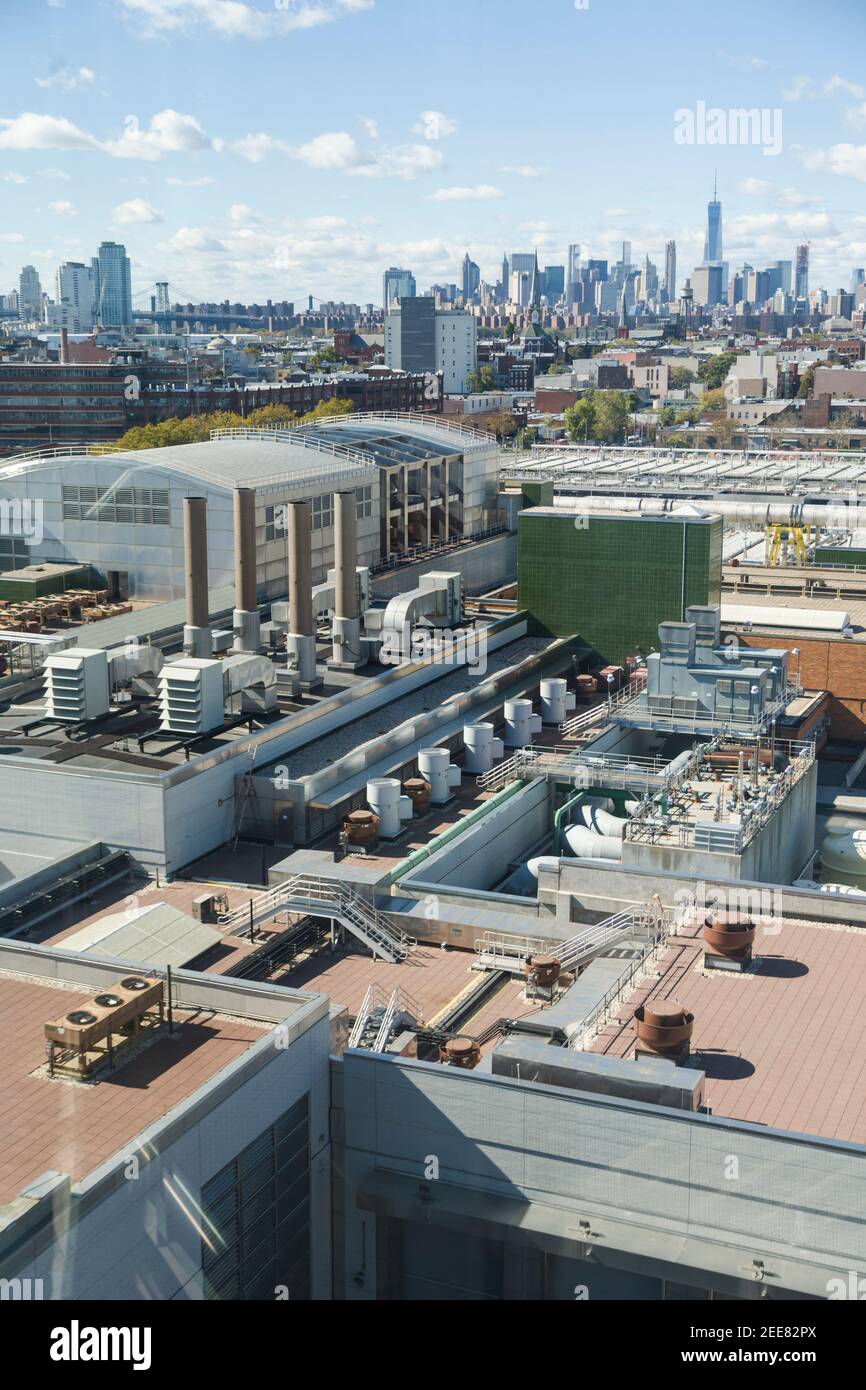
67 1010 98 1026
94 993 123 1008
439 1037 481 1069
634 1000 694 1056
120 977 149 991
703 913 756 960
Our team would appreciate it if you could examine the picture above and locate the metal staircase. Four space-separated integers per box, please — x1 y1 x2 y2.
473 898 668 977
218 874 416 963
559 675 647 739
348 982 425 1051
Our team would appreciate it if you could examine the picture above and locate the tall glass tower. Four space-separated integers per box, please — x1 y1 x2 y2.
703 177 723 264
93 242 133 327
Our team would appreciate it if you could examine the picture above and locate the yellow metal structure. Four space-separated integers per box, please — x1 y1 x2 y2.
764 523 812 567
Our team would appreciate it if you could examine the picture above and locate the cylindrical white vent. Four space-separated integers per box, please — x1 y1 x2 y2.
367 778 402 838
418 748 455 804
504 698 541 748
464 723 494 773
539 679 568 724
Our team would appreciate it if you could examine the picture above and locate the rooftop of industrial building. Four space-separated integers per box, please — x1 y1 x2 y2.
587 910 866 1144
0 962 276 1208
0 414 494 485
722 588 866 639
522 503 722 525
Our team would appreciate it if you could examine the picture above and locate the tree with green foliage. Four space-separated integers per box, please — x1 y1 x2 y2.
307 346 341 370
112 398 354 451
467 365 498 393
564 390 630 444
698 351 738 391
669 367 695 389
486 408 519 441
702 389 727 413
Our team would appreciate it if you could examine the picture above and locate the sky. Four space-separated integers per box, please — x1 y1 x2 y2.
1 0 866 310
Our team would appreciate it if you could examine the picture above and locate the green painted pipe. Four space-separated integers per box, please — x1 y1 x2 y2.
384 779 525 889
553 789 587 855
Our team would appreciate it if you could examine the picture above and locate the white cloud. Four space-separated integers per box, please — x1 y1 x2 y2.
292 130 364 171
229 203 261 227
0 109 216 163
40 167 71 180
115 0 371 40
796 143 866 182
2 172 28 184
0 232 26 243
49 199 77 216
359 116 379 140
230 132 290 162
736 178 819 206
35 65 96 93
113 197 164 224
160 226 226 253
412 110 458 141
106 109 216 160
783 75 816 101
0 113 102 152
166 174 217 186
845 102 866 129
499 163 547 179
718 50 768 71
429 184 502 202
352 143 442 179
825 75 865 99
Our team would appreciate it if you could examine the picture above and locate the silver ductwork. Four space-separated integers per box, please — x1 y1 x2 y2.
553 494 866 531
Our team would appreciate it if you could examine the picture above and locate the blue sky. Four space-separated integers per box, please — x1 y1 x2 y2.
1 0 865 307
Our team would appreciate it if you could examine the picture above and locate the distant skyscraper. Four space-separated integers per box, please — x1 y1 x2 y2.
703 177 723 264
18 265 43 323
382 266 416 311
567 243 581 303
93 242 133 327
795 244 810 301
852 267 865 293
543 265 565 302
664 241 677 302
461 253 480 302
621 241 632 270
56 261 95 333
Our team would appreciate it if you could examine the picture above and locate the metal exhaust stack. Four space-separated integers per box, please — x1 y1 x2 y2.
183 496 212 658
330 490 364 670
285 499 318 686
232 487 260 653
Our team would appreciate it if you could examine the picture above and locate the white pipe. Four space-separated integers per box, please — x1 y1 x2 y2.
553 494 866 530
563 825 622 861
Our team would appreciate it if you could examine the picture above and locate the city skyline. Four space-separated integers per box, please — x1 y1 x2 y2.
1 0 865 305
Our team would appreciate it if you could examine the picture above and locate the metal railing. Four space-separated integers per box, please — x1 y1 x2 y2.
614 681 804 738
569 894 692 1051
219 874 416 963
559 675 647 738
478 745 699 796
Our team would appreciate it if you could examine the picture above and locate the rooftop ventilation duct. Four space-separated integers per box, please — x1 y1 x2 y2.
330 490 364 670
232 487 260 654
183 496 212 659
285 498 318 686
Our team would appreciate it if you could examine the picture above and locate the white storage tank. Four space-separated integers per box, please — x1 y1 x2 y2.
503 699 542 748
539 679 575 725
418 748 462 804
367 779 412 838
820 829 866 888
463 723 505 774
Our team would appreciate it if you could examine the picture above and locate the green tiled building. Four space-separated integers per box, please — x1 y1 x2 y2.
517 505 723 665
